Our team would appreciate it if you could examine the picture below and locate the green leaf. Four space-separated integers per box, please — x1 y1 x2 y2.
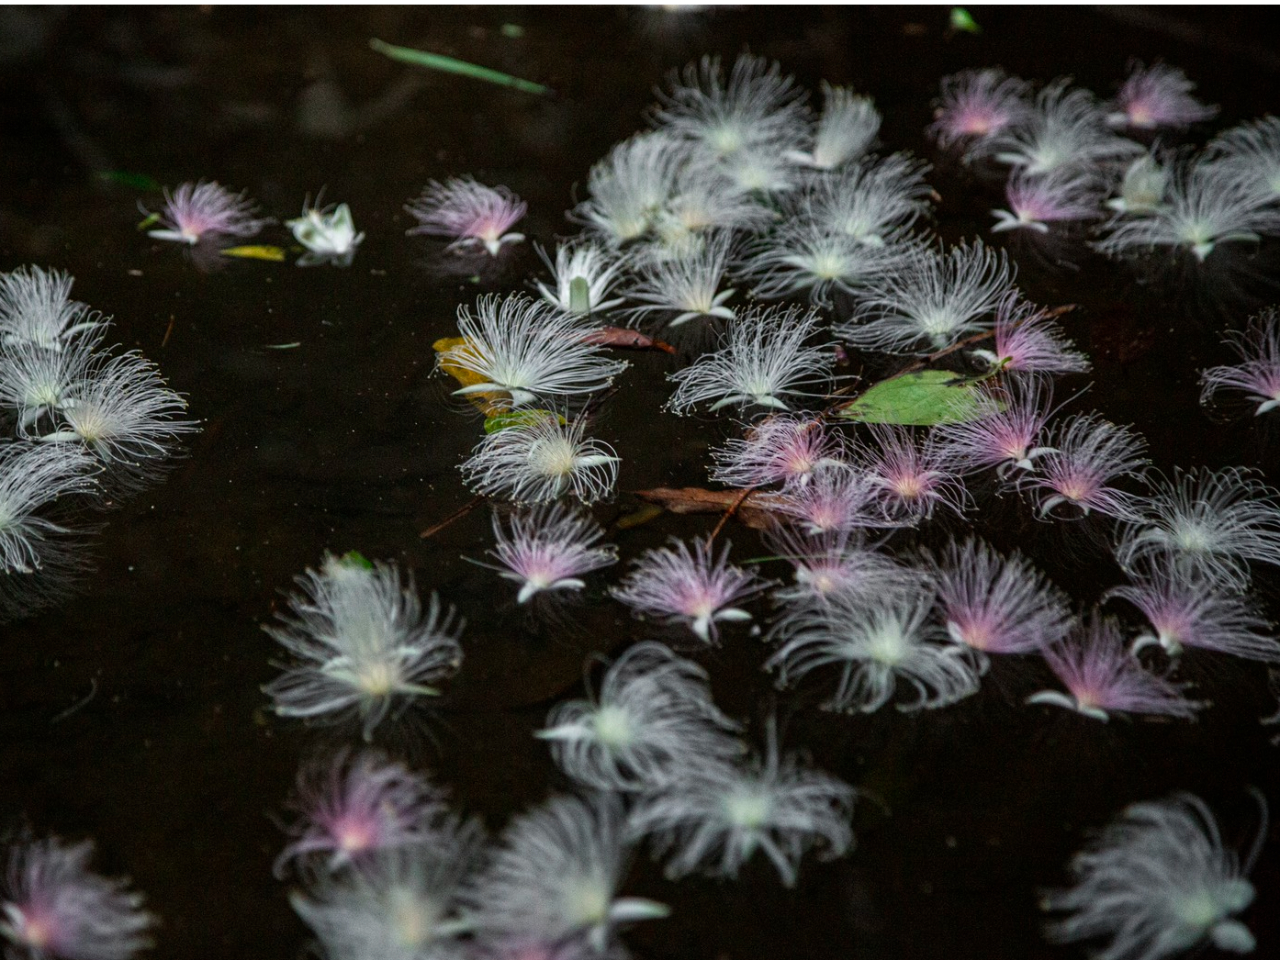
135 212 162 231
369 38 550 96
483 409 567 434
220 245 287 262
838 369 998 425
100 170 162 191
949 7 982 33
340 550 375 570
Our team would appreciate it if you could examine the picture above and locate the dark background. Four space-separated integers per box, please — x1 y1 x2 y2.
4 6 1280 959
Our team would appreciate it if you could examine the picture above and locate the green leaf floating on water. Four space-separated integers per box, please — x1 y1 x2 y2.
483 410 567 434
369 38 551 96
839 369 998 425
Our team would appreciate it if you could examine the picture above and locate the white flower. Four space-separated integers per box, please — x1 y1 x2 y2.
991 78 1142 176
798 153 933 247
262 552 463 740
538 641 741 790
745 220 904 305
0 334 99 431
459 414 619 504
0 442 96 575
625 229 737 326
288 199 364 265
571 132 689 245
0 265 103 351
440 295 628 410
535 241 627 316
627 721 856 887
1042 792 1261 960
1207 115 1280 198
463 793 668 954
786 83 880 170
666 304 834 414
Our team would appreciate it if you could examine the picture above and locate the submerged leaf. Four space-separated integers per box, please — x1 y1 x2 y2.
838 369 996 425
483 409 566 434
220 245 287 262
369 38 551 96
433 336 506 415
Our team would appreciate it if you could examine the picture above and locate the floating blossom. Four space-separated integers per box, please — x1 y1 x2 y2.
145 180 268 245
625 229 737 327
799 154 933 247
652 53 810 159
0 266 103 351
1107 152 1170 215
405 178 526 255
934 377 1058 478
766 524 927 610
0 442 97 574
1200 308 1280 415
0 835 155 960
0 335 99 432
840 240 1015 353
38 350 198 467
276 750 449 876
708 414 845 490
764 466 897 535
744 219 906 306
1042 792 1261 959
1108 62 1218 130
1108 564 1280 662
786 83 879 170
930 68 1032 154
538 641 741 791
971 294 1091 376
262 552 464 739
1094 161 1280 262
534 241 627 317
628 721 855 887
992 168 1102 233
287 198 364 266
767 588 981 713
1114 466 1280 590
1019 413 1149 521
660 159 774 238
482 502 617 604
666 304 833 414
463 794 668 955
441 295 628 410
1207 115 1280 199
857 424 969 524
571 133 688 245
927 538 1075 668
459 414 619 504
719 144 801 196
611 538 769 643
991 79 1142 176
1028 616 1200 721
290 822 483 960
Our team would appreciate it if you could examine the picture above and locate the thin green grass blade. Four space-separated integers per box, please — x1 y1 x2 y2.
370 38 550 96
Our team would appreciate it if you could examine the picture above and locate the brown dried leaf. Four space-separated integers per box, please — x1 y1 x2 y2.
582 326 676 354
634 487 777 530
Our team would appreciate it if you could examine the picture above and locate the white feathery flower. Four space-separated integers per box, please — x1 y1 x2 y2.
839 240 1014 353
718 144 802 196
538 641 741 791
572 132 689 245
440 295 629 410
1107 151 1170 215
458 414 619 505
991 78 1143 176
463 793 668 954
0 334 99 431
653 54 810 159
0 442 96 574
289 820 483 960
661 160 774 236
262 552 463 740
798 154 933 247
1095 161 1280 262
482 502 617 604
1207 115 1280 199
626 229 737 327
0 265 103 351
745 220 907 305
766 587 981 713
666 304 834 414
627 720 856 887
535 241 628 317
1042 792 1262 960
786 83 880 170
38 350 198 466
1114 466 1280 590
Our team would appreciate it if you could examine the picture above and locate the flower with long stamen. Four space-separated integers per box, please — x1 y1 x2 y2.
992 168 1103 233
930 68 1032 153
708 414 846 490
1108 62 1218 130
1019 413 1148 520
405 178 526 255
459 414 619 504
1200 307 1280 415
972 293 1091 376
0 442 97 575
626 229 737 327
786 83 880 170
991 79 1142 176
145 180 268 245
934 377 1059 478
535 241 627 317
481 502 617 604
0 265 104 350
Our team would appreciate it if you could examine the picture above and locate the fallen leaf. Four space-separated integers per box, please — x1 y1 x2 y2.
582 326 676 354
634 487 778 530
220 245 287 262
433 336 506 415
838 369 996 425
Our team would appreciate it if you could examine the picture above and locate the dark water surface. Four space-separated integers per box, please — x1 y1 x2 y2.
5 6 1280 959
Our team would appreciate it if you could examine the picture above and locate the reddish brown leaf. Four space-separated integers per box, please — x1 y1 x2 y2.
634 487 777 530
582 326 676 354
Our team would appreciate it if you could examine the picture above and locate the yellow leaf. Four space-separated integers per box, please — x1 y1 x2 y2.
220 245 287 262
433 336 506 416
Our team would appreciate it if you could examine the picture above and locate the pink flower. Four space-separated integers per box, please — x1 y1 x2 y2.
610 538 769 643
708 414 846 489
857 424 968 524
1019 413 1149 520
1200 307 1280 415
275 750 448 876
0 834 155 960
992 169 1102 233
1108 62 1218 130
146 180 268 245
973 294 1091 376
405 177 527 255
930 68 1031 153
764 466 898 535
1028 616 1202 721
935 377 1058 478
482 502 617 604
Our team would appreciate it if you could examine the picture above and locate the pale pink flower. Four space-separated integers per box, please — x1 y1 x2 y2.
146 180 268 245
1108 62 1218 130
405 178 527 255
